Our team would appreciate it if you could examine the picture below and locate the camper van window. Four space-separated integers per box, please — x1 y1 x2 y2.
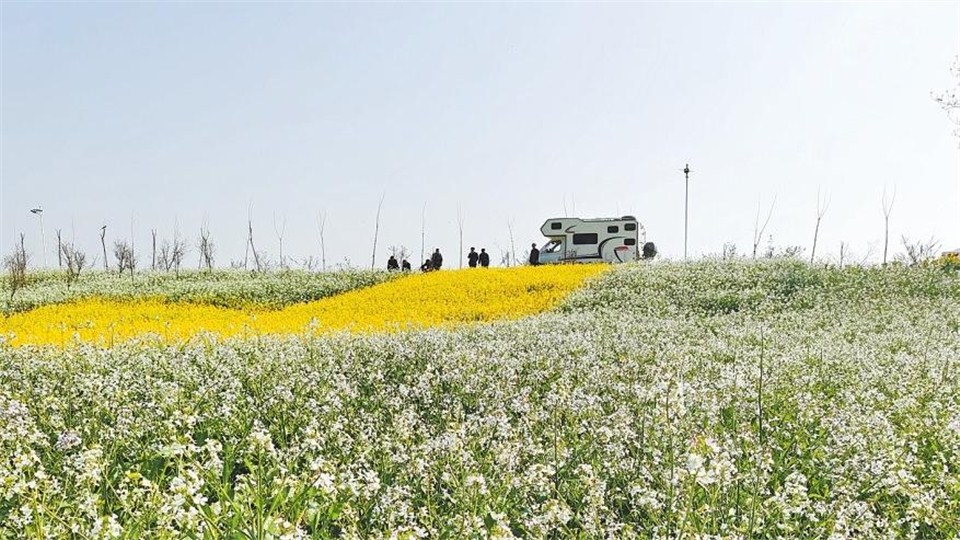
543 240 562 253
624 238 636 246
607 225 619 233
624 223 637 231
550 222 562 230
573 233 598 245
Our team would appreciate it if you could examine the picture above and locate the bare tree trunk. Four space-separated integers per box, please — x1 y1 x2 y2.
317 212 327 272
457 205 464 269
100 225 108 270
243 226 249 271
56 229 62 268
248 218 261 272
839 242 846 268
882 187 896 266
273 213 287 270
371 194 385 270
420 203 426 266
130 216 135 279
151 229 157 271
507 219 516 267
752 197 776 259
810 190 830 264
198 221 214 272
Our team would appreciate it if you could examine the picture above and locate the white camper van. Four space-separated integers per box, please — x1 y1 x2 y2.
538 216 651 264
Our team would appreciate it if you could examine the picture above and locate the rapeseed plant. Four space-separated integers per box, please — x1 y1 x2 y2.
0 265 607 346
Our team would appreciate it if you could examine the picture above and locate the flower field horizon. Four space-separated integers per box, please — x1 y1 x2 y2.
2 260 959 538
0 265 607 347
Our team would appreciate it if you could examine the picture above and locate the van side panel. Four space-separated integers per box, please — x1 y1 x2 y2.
540 217 643 264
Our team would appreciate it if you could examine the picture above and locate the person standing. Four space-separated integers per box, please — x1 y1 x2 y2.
467 247 479 268
431 248 443 270
479 248 490 268
529 243 540 266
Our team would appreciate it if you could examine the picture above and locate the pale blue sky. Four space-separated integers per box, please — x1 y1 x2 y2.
2 2 958 268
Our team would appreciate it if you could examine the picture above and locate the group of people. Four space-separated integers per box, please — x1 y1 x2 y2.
385 256 412 272
465 247 491 268
385 247 494 273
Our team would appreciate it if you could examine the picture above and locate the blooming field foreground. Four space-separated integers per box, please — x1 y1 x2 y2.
2 261 960 538
0 265 606 346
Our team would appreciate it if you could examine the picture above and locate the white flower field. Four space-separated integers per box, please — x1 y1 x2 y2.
2 261 959 538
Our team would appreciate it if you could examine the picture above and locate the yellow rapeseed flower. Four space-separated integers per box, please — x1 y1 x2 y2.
0 265 607 347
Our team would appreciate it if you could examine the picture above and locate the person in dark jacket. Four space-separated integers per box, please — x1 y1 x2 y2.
387 255 399 271
420 259 433 272
478 248 490 268
529 243 540 266
467 247 479 268
431 248 443 270
401 259 411 271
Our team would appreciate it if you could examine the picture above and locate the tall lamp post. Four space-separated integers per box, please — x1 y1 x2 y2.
683 164 691 260
30 207 46 267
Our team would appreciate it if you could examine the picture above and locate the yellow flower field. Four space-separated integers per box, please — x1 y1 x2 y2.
0 265 608 347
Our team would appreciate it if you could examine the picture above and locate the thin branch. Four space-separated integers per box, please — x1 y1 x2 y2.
371 193 385 270
752 196 776 259
882 186 896 266
420 202 426 266
457 205 464 269
317 211 327 272
810 188 830 264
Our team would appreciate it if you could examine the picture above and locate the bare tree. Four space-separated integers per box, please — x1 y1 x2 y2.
562 193 576 217
130 216 136 277
371 193 385 270
810 190 830 264
778 245 805 259
157 237 186 275
457 205 464 269
507 219 517 267
198 223 215 272
151 229 158 270
245 205 262 273
722 242 737 261
839 241 847 268
61 242 88 287
100 225 108 270
113 240 136 277
932 55 960 140
882 187 896 266
157 241 171 271
752 197 776 259
170 232 186 277
4 234 29 300
273 213 287 269
420 203 426 266
317 212 327 272
56 229 63 268
388 245 411 264
899 236 940 266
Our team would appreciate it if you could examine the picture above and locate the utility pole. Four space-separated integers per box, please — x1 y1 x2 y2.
30 207 46 267
683 164 691 260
